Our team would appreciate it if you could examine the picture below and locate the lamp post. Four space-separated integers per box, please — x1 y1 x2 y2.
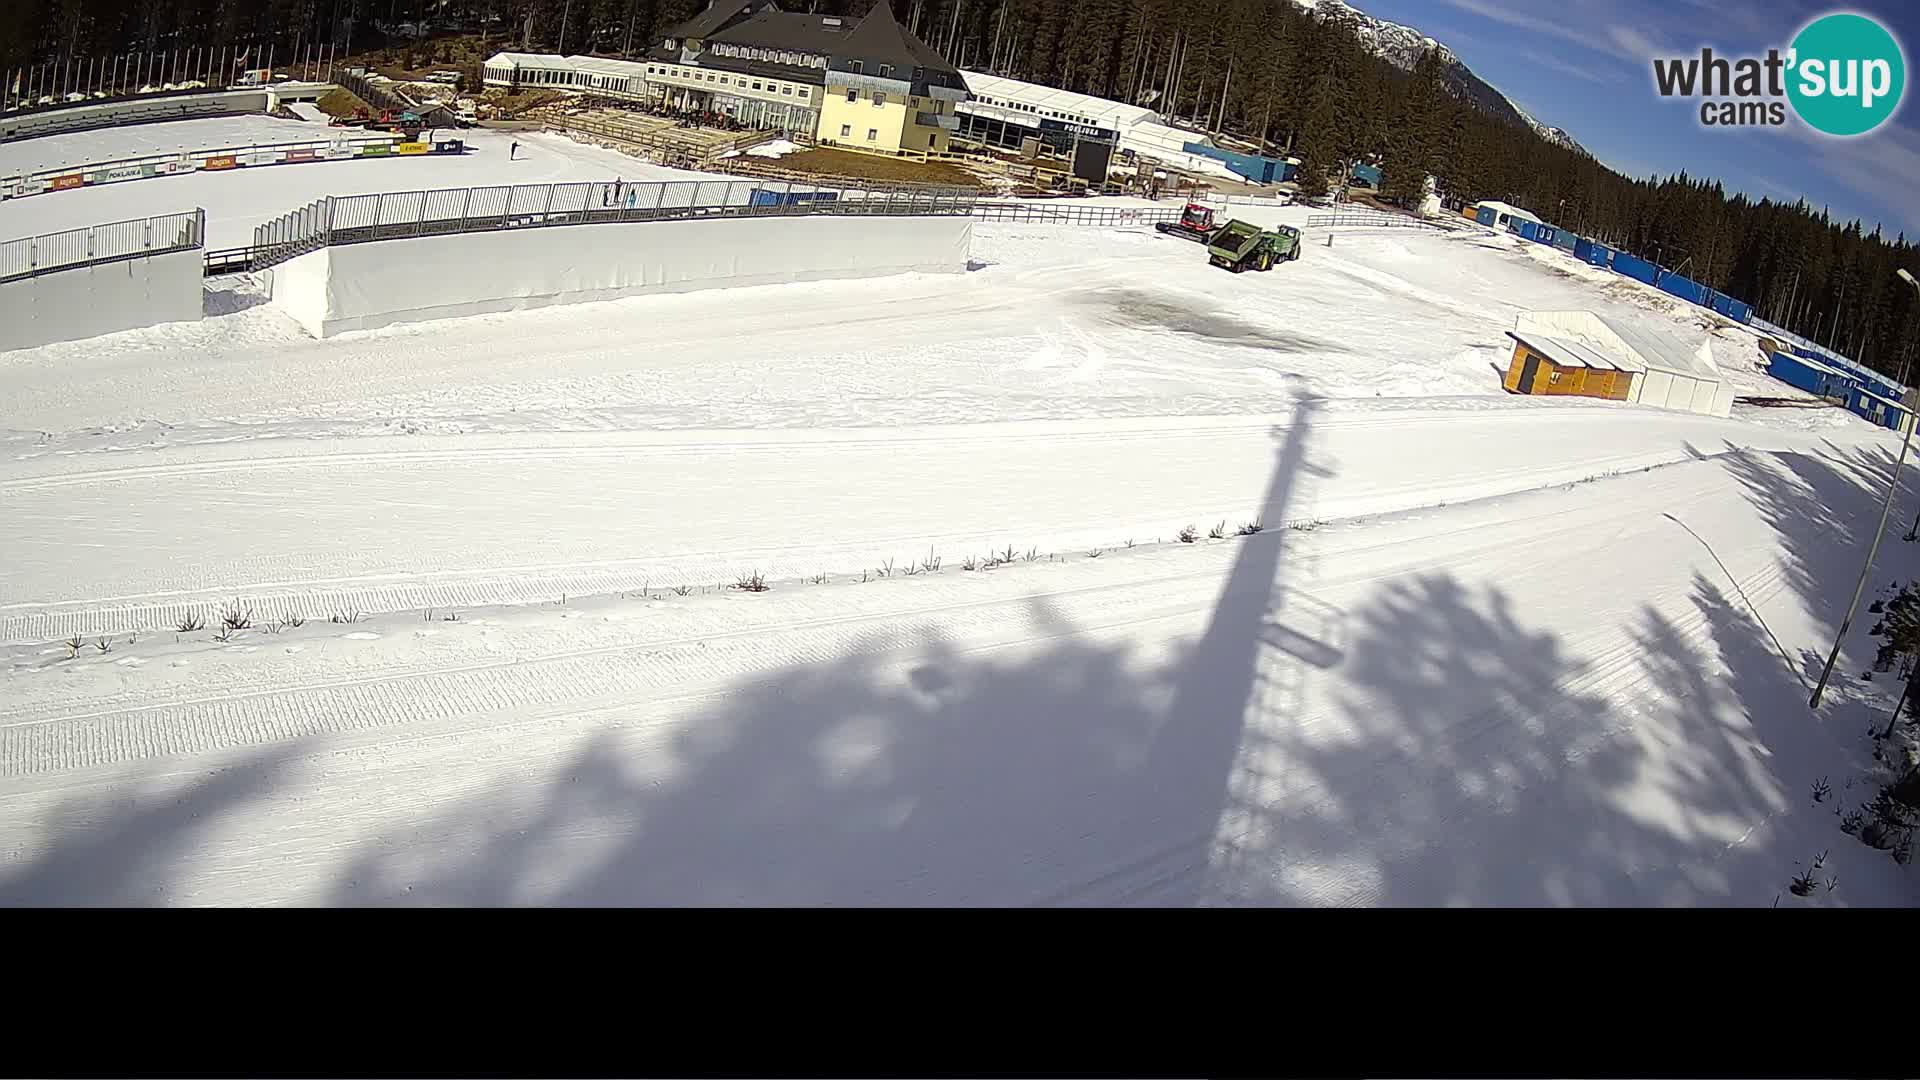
1810 268 1920 708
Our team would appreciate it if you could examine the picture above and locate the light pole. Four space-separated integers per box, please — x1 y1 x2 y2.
1810 267 1920 707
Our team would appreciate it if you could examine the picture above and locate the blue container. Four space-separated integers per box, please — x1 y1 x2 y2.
1552 229 1577 253
1850 386 1914 431
1710 294 1752 324
1613 252 1659 284
1769 351 1855 398
1181 142 1282 184
1351 162 1382 187
1476 206 1498 227
1657 272 1707 305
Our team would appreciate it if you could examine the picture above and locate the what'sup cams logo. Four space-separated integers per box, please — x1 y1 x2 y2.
1653 11 1906 136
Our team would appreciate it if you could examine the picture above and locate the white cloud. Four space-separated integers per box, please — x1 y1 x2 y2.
1439 0 1666 65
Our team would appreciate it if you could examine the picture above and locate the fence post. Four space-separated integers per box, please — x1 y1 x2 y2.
460 187 473 231
144 217 153 251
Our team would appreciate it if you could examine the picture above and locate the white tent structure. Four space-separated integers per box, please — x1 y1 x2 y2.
956 69 1243 181
1516 310 1734 418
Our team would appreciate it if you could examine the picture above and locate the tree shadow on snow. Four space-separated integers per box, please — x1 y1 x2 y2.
10 402 1920 905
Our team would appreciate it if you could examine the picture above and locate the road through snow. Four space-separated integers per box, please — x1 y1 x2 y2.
2 425 1914 905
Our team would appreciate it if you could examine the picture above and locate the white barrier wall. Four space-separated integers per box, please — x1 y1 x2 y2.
0 89 272 142
0 248 203 352
270 214 974 337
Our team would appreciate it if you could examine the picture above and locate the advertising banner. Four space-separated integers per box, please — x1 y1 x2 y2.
203 155 238 170
95 163 156 184
358 144 390 157
0 177 17 199
283 147 319 163
49 174 84 190
395 141 430 155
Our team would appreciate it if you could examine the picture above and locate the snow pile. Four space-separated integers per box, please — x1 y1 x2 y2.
746 139 802 159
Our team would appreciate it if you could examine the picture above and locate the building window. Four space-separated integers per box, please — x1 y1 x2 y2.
846 87 857 102
752 81 762 90
874 92 886 106
849 59 863 74
879 64 892 78
781 85 792 95
799 88 809 98
867 127 877 140
840 123 851 137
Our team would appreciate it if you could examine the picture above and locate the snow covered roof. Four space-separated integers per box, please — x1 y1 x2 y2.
1475 200 1541 224
485 52 568 68
564 55 650 77
1514 310 1722 384
1854 387 1913 412
1507 331 1643 373
960 69 1162 130
1772 350 1850 379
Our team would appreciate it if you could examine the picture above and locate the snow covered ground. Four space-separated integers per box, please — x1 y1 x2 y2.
0 121 1913 905
1 121 710 247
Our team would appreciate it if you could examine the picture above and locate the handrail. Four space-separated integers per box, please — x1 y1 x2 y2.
219 183 1174 275
1 209 204 283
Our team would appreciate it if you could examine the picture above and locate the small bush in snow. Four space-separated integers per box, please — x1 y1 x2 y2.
178 612 206 633
1023 547 1040 563
1208 520 1227 540
220 600 253 631
1178 525 1199 544
213 626 236 643
810 573 829 585
671 584 693 596
1811 776 1832 804
1788 851 1828 896
330 609 362 624
961 554 979 572
1237 520 1264 536
64 634 84 659
919 548 942 574
733 571 770 592
287 612 306 628
1086 549 1102 558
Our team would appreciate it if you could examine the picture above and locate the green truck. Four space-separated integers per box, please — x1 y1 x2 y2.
1206 220 1302 273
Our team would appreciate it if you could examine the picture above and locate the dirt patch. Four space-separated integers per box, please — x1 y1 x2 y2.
1090 287 1346 354
315 87 370 119
777 147 980 187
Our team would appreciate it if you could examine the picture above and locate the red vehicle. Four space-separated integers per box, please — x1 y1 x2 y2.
1154 202 1221 243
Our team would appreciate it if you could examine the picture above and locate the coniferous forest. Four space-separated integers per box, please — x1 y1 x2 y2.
4 0 1916 379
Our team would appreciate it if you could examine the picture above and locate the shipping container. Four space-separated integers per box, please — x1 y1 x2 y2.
1552 229 1578 253
1656 272 1707 305
1612 252 1659 284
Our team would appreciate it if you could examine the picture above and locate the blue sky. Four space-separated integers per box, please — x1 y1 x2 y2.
1352 0 1920 241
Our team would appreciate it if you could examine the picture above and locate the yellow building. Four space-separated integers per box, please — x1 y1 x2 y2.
646 0 966 156
1502 330 1637 401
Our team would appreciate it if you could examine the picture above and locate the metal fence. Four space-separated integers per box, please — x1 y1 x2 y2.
241 178 980 271
0 209 204 282
230 182 1181 274
970 203 1182 227
1305 209 1447 231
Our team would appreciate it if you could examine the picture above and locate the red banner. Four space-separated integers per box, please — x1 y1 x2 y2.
49 174 84 190
203 155 237 171
283 148 318 163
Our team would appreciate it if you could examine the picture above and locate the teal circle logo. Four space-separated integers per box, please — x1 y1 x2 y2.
1788 12 1906 136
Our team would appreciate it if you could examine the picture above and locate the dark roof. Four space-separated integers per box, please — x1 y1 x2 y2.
707 9 859 55
836 1 961 80
667 0 777 42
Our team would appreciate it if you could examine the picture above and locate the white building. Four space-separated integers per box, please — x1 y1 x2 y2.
954 69 1241 180
482 52 651 101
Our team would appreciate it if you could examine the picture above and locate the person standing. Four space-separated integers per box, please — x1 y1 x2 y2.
509 140 520 161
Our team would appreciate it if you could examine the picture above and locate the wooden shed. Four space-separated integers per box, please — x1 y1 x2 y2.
1502 330 1638 401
